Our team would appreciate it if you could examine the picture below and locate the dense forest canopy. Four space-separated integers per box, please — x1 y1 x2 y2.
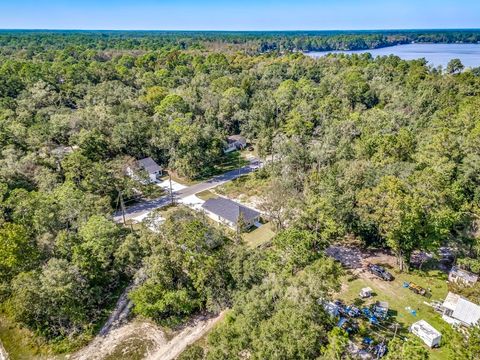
1 29 480 53
0 31 480 358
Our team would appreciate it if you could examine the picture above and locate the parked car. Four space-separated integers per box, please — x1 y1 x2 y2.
367 264 394 281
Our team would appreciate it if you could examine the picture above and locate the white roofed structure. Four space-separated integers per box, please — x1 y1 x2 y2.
442 292 480 327
410 320 442 348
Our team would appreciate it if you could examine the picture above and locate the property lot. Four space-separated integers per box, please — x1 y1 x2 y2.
330 247 450 359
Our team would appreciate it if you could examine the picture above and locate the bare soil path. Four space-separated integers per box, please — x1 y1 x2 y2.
0 340 9 360
146 312 225 360
71 320 166 360
71 312 225 360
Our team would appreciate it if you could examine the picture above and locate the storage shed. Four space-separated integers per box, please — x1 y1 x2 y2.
410 320 441 348
448 266 478 287
359 287 373 298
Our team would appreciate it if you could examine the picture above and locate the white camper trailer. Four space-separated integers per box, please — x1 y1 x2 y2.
410 320 441 348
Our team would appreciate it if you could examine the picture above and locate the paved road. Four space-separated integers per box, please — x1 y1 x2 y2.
114 159 261 222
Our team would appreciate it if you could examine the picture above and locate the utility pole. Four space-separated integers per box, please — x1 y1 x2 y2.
393 323 399 339
119 189 127 226
169 171 174 205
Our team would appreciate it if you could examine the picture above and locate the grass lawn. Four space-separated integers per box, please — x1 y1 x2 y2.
206 151 249 178
0 315 68 360
216 172 270 200
196 190 217 201
338 269 450 360
243 222 276 248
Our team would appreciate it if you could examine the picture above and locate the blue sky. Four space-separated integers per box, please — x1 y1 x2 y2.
0 0 479 30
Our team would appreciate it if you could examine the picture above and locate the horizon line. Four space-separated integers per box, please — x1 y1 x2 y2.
1 27 480 32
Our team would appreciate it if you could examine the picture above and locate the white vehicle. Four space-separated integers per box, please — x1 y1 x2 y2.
410 320 441 348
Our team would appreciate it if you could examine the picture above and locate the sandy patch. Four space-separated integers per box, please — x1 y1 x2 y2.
72 320 166 360
157 180 186 192
178 195 205 211
146 312 225 360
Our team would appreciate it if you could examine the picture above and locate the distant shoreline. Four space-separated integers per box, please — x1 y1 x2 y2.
303 41 480 53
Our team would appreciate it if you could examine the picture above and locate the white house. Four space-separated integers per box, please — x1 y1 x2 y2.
224 135 247 153
441 292 480 327
201 197 260 230
137 157 162 183
410 320 442 348
448 266 478 287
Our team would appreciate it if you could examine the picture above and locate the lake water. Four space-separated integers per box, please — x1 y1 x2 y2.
307 43 480 68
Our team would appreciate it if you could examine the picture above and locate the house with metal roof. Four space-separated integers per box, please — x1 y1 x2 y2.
448 266 478 287
441 292 480 327
201 197 260 230
137 157 162 183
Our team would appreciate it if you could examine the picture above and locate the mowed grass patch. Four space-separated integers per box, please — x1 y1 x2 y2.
216 172 270 200
196 190 217 201
338 269 450 360
243 222 276 248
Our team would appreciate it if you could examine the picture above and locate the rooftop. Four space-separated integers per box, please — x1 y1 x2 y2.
138 157 161 174
443 291 480 326
227 134 246 144
411 320 441 338
202 197 260 224
450 266 479 283
453 298 480 326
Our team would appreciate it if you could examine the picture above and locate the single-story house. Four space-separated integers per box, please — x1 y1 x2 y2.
224 135 247 153
137 157 162 183
410 320 442 348
448 266 478 287
441 292 480 327
201 197 260 230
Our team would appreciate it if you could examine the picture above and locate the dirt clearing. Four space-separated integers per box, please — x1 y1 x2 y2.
146 312 225 360
72 320 166 360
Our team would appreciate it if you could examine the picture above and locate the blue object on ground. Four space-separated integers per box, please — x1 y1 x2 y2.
337 317 348 327
363 337 373 345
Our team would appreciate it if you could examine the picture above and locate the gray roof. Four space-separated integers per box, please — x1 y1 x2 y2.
138 157 161 174
450 266 479 283
202 197 260 224
227 135 246 144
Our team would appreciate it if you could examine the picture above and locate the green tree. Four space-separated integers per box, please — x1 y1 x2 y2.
0 223 36 281
385 336 429 360
445 326 480 360
446 58 464 74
